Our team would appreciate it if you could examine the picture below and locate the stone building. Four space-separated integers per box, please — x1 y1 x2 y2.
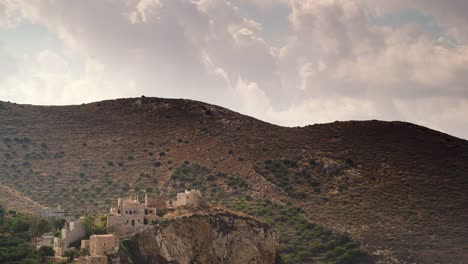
107 196 159 235
172 189 202 208
36 232 54 249
53 219 85 256
81 234 119 256
89 234 118 256
78 234 119 264
107 190 203 235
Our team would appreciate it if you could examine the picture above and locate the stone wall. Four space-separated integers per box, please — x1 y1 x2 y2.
89 234 118 256
53 219 85 256
107 197 161 235
172 189 202 208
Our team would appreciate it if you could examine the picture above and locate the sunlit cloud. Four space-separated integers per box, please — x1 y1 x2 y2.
0 0 467 139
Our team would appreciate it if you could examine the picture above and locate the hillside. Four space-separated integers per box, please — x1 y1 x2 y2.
120 206 280 264
0 97 466 263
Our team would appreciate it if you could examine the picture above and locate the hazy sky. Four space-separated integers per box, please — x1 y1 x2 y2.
1 0 468 139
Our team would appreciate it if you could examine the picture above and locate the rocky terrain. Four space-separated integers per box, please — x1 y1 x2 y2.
0 97 466 263
120 207 280 264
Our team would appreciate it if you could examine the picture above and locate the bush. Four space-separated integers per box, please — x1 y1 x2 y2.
336 249 367 264
38 245 54 260
326 246 345 258
0 235 37 263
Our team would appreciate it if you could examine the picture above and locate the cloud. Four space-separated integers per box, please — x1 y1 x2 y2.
0 46 121 105
0 42 17 83
1 0 468 139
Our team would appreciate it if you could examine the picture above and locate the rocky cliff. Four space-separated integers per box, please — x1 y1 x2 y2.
120 208 280 264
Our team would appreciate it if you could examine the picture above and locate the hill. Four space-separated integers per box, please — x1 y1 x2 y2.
0 97 466 263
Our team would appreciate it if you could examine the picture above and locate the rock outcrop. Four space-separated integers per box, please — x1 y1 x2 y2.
120 208 280 264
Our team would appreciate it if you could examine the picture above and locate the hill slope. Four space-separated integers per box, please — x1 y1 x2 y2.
0 97 466 263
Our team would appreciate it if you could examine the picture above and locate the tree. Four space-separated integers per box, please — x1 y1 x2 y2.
63 249 78 262
82 214 97 237
38 246 54 262
0 204 4 226
36 219 52 236
52 218 66 230
82 214 107 237
80 248 89 257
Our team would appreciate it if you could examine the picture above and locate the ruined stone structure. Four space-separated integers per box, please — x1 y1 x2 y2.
53 219 85 256
80 234 119 263
107 196 159 235
40 205 68 220
89 234 119 256
172 189 202 208
107 190 203 235
36 232 54 249
77 234 119 263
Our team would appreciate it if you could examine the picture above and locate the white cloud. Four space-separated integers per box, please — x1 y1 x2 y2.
1 0 468 138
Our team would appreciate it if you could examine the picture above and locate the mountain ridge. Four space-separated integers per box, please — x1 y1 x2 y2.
0 97 466 263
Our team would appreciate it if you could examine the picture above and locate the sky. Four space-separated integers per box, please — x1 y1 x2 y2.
1 0 468 139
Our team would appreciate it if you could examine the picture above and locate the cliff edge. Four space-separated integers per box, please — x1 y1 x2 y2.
119 207 280 264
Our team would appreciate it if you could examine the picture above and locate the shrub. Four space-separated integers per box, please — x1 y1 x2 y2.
326 246 346 258
38 245 55 260
336 249 367 264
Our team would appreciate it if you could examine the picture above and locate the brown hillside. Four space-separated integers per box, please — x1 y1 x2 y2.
0 97 466 263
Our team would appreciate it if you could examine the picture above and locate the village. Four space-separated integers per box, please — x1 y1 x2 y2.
36 189 203 263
